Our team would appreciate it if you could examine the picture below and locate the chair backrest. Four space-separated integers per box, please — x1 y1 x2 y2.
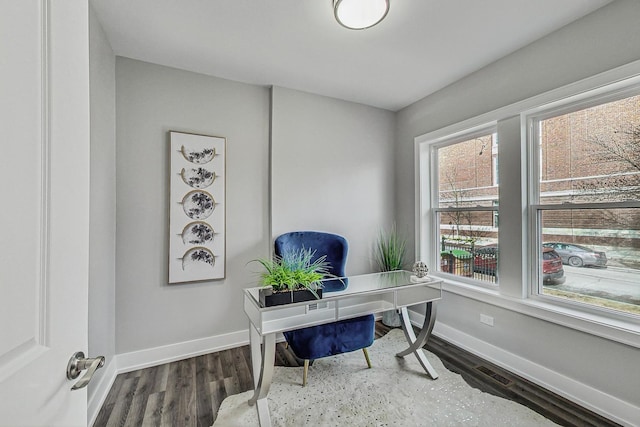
274 231 348 292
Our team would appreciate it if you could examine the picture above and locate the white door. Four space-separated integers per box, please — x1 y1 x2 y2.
0 1 91 426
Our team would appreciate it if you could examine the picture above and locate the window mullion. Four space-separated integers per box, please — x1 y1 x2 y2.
496 116 526 298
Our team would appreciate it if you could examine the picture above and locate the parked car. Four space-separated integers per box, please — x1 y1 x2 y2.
541 247 565 284
542 242 608 267
473 244 565 284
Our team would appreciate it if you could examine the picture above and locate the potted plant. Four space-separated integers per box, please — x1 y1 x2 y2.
253 247 332 307
374 223 407 272
374 224 407 327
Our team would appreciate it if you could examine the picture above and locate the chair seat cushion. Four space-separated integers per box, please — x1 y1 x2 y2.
283 314 375 360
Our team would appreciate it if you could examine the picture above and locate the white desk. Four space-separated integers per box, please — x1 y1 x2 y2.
243 270 442 427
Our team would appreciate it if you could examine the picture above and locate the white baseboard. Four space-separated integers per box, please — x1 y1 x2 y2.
403 309 638 427
116 329 249 374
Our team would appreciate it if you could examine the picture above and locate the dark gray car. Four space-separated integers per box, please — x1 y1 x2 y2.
542 242 607 267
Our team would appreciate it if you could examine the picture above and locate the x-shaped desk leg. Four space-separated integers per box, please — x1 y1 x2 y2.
396 302 439 380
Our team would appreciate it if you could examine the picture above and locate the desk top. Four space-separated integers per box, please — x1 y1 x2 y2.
244 270 441 335
245 270 438 305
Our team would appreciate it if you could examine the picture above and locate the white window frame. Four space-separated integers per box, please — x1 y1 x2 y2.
420 123 498 288
415 60 640 348
525 84 640 317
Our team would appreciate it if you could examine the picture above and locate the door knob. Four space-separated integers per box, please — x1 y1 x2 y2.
66 352 105 390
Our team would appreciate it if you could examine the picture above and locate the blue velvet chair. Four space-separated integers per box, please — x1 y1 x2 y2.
274 231 375 386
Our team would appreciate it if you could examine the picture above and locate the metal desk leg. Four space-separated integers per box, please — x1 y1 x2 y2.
248 324 276 427
396 302 439 380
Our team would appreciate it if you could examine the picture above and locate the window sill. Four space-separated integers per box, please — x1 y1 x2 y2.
435 274 640 349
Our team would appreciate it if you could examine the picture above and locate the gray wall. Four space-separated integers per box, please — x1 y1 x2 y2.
271 86 396 275
113 65 396 354
396 0 640 416
115 58 270 353
88 5 116 401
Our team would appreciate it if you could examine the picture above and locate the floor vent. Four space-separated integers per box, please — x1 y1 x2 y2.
475 365 514 387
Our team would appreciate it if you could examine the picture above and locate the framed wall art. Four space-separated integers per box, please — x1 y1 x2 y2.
169 131 226 283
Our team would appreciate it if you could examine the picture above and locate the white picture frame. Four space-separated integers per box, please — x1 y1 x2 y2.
169 131 226 283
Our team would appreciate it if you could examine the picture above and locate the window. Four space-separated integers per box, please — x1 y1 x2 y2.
418 66 640 344
529 91 640 316
434 130 498 285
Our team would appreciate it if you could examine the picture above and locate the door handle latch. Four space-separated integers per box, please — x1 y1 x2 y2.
66 352 105 390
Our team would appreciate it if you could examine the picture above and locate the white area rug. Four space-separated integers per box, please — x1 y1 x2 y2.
214 329 557 426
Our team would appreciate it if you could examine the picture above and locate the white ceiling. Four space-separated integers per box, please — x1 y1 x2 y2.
91 0 612 111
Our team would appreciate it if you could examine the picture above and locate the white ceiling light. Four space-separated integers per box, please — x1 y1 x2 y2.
333 0 390 30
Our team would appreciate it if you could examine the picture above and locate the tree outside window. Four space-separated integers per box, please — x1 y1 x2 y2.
436 133 498 284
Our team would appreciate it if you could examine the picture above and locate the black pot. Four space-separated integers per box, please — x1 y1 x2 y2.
259 287 323 307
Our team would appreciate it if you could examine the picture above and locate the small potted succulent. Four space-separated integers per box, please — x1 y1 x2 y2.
253 247 332 307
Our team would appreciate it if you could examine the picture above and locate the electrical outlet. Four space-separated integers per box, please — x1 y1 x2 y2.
480 314 494 327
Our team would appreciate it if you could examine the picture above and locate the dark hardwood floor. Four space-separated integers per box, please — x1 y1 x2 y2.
93 322 620 427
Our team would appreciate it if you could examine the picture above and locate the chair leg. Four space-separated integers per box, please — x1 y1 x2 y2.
362 348 372 369
303 359 309 387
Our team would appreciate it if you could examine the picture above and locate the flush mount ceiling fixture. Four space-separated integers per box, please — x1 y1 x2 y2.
333 0 390 30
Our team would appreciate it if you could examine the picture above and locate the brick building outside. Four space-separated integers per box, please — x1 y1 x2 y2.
437 93 640 264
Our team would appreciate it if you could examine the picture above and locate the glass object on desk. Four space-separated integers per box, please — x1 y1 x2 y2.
413 261 429 278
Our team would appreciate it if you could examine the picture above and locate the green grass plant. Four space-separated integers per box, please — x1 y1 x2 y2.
375 224 407 272
253 247 332 297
